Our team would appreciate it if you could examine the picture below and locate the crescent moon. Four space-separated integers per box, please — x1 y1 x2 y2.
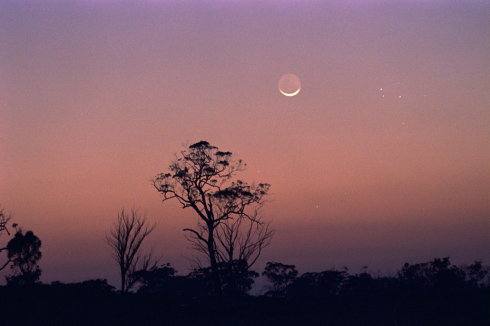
279 87 301 97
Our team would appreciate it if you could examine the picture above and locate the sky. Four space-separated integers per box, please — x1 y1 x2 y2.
1 0 489 284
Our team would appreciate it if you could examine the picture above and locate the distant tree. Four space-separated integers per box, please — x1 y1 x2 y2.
153 141 272 271
0 206 13 271
398 257 466 291
74 279 116 293
51 279 116 294
262 261 298 297
190 259 258 296
106 208 156 293
6 230 42 286
130 263 176 294
0 207 11 235
463 261 489 288
288 270 347 299
341 271 394 297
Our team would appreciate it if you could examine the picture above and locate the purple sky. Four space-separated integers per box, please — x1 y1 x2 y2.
1 0 489 284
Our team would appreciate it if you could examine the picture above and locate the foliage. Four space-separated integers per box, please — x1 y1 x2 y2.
398 257 467 291
6 230 42 286
262 261 298 297
189 259 258 296
288 269 348 299
131 263 177 294
154 141 272 270
0 257 489 325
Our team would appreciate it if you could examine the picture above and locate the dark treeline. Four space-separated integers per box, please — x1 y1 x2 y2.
1 141 489 325
0 257 489 325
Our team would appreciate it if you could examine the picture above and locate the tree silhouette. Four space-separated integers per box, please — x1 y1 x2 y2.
6 229 42 286
464 261 489 287
398 257 468 291
263 261 298 297
288 269 347 299
214 213 273 268
153 141 271 271
0 206 13 271
0 255 488 325
190 259 258 296
130 263 176 294
106 208 156 293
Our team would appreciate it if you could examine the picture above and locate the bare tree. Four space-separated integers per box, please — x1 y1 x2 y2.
183 214 273 269
106 208 156 293
213 212 273 268
153 141 272 270
0 207 13 271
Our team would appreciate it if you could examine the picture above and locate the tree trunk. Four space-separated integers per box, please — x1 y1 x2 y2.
207 229 217 268
206 224 220 294
120 268 126 293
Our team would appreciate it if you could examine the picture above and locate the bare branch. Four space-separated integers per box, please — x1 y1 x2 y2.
0 206 13 272
153 141 273 272
106 208 156 293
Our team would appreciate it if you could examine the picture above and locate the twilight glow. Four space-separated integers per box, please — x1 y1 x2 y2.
0 0 489 284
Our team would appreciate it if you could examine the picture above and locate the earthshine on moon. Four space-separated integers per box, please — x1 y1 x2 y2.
278 73 301 97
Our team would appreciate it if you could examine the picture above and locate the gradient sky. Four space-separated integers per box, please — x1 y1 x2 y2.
1 0 489 284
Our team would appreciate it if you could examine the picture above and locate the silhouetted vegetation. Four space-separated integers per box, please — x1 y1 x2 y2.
1 143 489 325
0 206 42 286
153 141 273 273
5 229 42 286
130 263 176 294
0 206 13 271
189 259 259 297
0 257 488 325
106 208 156 293
262 261 298 297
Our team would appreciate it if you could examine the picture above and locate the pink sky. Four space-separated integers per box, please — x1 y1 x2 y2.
1 0 489 283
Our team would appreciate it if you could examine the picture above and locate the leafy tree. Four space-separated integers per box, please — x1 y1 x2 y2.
262 261 298 297
341 271 396 298
288 270 347 299
190 259 258 296
6 230 42 286
51 279 115 294
398 257 466 291
463 261 489 288
130 263 176 294
153 141 272 271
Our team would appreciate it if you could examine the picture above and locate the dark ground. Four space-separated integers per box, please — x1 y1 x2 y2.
0 283 488 326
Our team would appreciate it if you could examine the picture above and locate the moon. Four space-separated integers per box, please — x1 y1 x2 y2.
278 73 301 97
